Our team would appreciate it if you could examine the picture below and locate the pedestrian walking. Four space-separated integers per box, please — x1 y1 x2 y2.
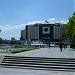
49 43 50 48
63 43 65 49
66 44 67 48
59 42 62 51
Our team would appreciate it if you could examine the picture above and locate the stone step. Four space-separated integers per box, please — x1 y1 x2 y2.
1 56 75 71
2 60 75 64
3 57 75 62
1 62 75 67
1 63 75 70
4 56 75 60
1 65 75 72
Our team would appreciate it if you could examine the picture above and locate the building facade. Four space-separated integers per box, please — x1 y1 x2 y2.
21 23 63 44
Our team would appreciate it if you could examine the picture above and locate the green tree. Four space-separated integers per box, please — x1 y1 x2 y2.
64 12 75 47
10 40 17 45
0 37 4 44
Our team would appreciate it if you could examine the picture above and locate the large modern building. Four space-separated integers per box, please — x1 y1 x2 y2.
20 22 63 44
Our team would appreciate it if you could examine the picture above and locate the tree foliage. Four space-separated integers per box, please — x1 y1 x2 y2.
64 12 75 45
0 37 4 44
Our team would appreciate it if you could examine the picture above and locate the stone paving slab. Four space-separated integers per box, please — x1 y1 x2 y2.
0 67 75 75
11 47 75 58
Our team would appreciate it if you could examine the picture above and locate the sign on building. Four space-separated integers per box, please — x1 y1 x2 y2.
43 27 50 34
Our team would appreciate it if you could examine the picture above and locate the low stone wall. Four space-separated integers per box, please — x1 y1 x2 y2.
0 54 5 64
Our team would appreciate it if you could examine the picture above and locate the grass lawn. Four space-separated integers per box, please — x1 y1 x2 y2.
11 47 36 53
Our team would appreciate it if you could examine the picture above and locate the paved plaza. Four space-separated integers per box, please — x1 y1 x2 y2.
0 46 75 75
12 46 75 58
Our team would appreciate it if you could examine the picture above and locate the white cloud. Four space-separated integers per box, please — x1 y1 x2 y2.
48 18 56 22
48 18 67 24
0 24 25 40
60 20 67 24
27 18 56 25
27 21 44 25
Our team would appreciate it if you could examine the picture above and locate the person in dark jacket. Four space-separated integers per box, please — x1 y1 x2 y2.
59 42 62 51
63 43 65 49
49 43 50 48
66 44 67 48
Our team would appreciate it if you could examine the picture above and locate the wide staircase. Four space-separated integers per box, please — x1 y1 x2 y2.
0 56 75 72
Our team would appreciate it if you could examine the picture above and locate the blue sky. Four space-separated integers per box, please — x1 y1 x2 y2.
0 0 74 40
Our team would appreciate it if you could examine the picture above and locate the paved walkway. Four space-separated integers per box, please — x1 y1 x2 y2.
0 47 75 75
12 47 75 58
